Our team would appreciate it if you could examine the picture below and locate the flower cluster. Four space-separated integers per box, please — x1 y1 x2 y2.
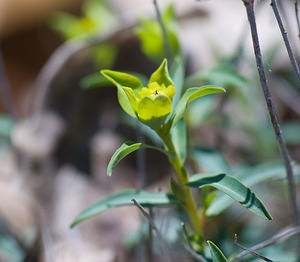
101 59 175 129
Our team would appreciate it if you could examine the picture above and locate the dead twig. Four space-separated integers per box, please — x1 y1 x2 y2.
295 1 300 42
270 0 300 82
131 198 173 262
233 234 273 262
242 0 300 225
146 207 153 262
231 225 300 262
182 242 208 262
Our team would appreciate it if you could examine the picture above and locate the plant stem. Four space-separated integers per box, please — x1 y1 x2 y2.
270 0 300 82
242 0 300 225
153 0 172 62
160 133 203 238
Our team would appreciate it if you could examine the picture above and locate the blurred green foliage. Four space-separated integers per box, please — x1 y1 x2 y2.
135 4 180 63
0 115 15 158
49 0 114 40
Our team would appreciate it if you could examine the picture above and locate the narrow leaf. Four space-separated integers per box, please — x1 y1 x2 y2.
101 70 143 90
187 173 272 220
171 120 187 163
170 56 185 107
71 190 177 227
172 86 225 127
206 163 286 217
191 148 230 173
107 141 169 176
207 241 228 262
186 67 249 89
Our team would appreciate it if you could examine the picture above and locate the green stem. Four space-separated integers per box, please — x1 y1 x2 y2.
159 132 203 238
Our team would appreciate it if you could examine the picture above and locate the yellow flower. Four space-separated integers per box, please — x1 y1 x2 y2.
101 59 175 128
122 81 175 121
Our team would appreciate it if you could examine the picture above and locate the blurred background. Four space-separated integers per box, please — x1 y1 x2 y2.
0 0 299 261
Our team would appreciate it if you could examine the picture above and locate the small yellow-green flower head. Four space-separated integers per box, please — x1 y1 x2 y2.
101 59 175 128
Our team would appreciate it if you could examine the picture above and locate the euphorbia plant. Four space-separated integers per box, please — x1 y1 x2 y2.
71 58 272 258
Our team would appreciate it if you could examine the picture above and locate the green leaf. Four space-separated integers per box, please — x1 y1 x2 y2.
172 86 226 127
191 148 230 173
206 163 286 217
71 190 177 227
121 115 163 146
186 67 249 89
81 72 147 90
149 59 173 87
101 70 144 118
170 56 185 107
171 120 187 163
101 70 143 90
107 141 169 176
187 173 272 220
207 241 228 262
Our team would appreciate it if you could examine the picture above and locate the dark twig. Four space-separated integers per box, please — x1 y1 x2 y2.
180 222 208 262
0 48 17 117
146 207 153 262
231 226 300 262
270 0 300 81
182 242 208 262
242 0 300 225
295 1 300 41
153 0 172 62
234 234 273 262
131 199 173 262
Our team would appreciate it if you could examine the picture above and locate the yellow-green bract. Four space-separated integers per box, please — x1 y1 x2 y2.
101 59 175 128
101 59 226 131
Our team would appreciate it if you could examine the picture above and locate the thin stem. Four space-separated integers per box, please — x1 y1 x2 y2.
132 199 173 262
270 0 300 81
242 0 300 225
153 0 172 62
182 242 208 262
295 1 300 42
0 48 17 117
146 207 153 262
231 225 300 262
234 234 273 262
